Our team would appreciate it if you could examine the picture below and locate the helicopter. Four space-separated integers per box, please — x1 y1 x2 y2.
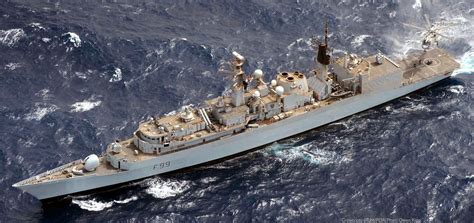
403 14 455 50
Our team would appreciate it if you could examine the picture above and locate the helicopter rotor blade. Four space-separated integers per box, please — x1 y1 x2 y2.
402 23 426 30
424 14 432 28
433 32 452 40
405 15 456 49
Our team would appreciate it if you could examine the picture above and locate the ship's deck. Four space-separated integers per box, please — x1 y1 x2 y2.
398 48 459 84
16 140 146 185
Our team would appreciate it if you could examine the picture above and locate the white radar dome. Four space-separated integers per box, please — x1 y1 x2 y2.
271 79 277 87
252 90 261 98
275 86 285 96
253 69 263 79
83 154 100 171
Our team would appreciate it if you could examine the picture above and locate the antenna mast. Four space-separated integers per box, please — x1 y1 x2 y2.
315 20 331 81
324 21 328 46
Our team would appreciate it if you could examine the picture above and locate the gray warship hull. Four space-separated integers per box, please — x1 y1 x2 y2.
14 73 451 200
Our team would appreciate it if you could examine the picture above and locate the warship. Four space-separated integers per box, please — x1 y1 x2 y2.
13 23 460 201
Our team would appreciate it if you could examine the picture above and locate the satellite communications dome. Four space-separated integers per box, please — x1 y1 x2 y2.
84 154 100 171
253 69 263 79
275 86 284 96
271 80 277 87
253 90 261 98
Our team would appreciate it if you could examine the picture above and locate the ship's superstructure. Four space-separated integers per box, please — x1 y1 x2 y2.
13 25 460 201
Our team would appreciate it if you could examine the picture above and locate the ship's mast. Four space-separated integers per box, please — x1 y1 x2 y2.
316 21 331 81
230 51 246 107
324 21 328 46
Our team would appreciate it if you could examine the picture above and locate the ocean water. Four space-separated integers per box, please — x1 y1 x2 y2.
0 0 473 222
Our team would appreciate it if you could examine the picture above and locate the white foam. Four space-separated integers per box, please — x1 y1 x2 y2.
24 103 58 121
75 71 88 79
389 11 397 18
16 155 24 164
200 176 218 184
426 198 437 222
59 134 74 145
408 103 429 111
267 142 351 165
399 102 431 113
4 62 22 70
286 38 311 52
201 70 212 77
114 196 138 204
144 177 191 199
448 85 465 95
72 199 113 212
22 138 36 148
62 32 81 48
0 28 25 47
453 51 474 76
70 99 102 112
149 48 165 57
7 113 21 121
29 23 45 30
412 0 422 11
35 88 51 100
109 67 122 82
72 196 138 212
351 35 371 48
41 38 51 43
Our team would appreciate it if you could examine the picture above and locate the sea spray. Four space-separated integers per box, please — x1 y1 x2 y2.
453 51 474 76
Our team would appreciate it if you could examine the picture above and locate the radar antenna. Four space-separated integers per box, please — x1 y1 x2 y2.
324 21 329 46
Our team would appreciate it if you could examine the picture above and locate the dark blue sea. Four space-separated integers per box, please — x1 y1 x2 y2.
0 0 473 222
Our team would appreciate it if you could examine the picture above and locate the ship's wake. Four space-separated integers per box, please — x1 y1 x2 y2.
447 85 466 95
71 195 138 212
264 141 352 166
143 177 192 199
70 176 191 211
